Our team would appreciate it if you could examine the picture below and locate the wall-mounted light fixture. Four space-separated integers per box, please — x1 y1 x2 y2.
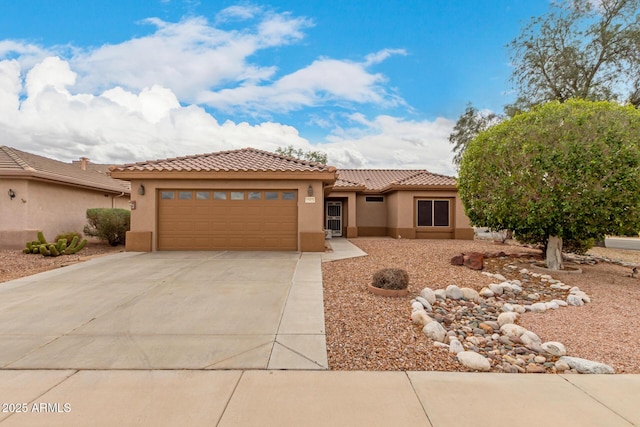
307 184 313 197
137 184 145 196
8 189 15 199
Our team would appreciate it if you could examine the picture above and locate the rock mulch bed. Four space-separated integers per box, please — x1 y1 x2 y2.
322 238 640 373
411 255 614 374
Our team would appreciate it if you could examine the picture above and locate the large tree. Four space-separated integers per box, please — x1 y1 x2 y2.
449 103 501 167
275 145 328 164
508 0 640 112
458 100 640 270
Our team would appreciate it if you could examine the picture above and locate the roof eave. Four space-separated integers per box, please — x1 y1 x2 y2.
110 169 337 182
380 184 458 193
0 170 131 194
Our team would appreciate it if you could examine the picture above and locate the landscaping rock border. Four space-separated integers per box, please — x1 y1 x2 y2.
412 257 614 374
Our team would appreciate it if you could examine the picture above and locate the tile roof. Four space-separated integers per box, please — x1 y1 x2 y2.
111 147 334 173
334 169 456 191
0 146 130 193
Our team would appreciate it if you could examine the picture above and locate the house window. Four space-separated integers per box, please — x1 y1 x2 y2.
365 196 384 202
160 191 174 200
213 191 227 200
196 191 210 200
417 199 450 227
230 191 244 200
265 191 279 200
282 191 296 200
178 191 192 200
248 191 261 200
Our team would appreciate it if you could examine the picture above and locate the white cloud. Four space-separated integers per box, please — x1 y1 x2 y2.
0 56 456 175
0 57 311 163
71 12 313 107
319 115 457 175
0 9 459 175
199 57 396 114
215 5 264 22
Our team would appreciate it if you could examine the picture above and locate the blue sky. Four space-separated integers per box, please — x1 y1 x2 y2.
0 1 549 175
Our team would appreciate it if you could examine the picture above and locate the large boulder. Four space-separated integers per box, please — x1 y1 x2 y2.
463 252 484 270
457 351 491 371
445 284 463 300
497 312 518 327
419 287 437 305
423 321 447 343
558 356 614 374
541 341 567 357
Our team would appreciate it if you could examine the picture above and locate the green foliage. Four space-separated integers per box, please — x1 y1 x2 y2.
37 231 47 244
275 145 328 164
55 232 82 244
24 233 88 257
84 208 130 246
459 99 640 249
69 238 87 254
449 103 502 167
508 0 640 111
372 268 410 290
49 244 60 256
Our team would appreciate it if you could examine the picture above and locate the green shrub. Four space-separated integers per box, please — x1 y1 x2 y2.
372 268 409 290
514 231 596 255
83 208 130 246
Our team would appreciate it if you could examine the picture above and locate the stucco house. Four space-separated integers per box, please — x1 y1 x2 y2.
110 148 473 252
0 146 131 249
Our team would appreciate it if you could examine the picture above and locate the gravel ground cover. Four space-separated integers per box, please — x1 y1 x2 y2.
0 242 124 283
322 237 640 373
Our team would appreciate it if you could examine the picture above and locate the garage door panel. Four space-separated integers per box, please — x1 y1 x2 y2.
158 189 298 250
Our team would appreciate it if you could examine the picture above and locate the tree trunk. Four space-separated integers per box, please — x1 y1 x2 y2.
546 235 564 270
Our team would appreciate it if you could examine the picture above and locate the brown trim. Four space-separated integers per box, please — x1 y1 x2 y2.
455 228 475 240
125 231 153 252
346 226 358 238
381 184 457 193
300 232 325 252
416 230 454 239
357 226 386 237
388 228 416 239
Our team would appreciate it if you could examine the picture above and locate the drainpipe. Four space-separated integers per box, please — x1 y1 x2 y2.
112 192 126 208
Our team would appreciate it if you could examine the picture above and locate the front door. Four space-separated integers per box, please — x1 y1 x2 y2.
326 201 343 237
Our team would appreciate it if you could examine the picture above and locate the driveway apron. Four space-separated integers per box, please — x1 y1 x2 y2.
0 251 327 370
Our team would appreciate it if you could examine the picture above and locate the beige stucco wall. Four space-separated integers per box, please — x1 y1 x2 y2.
0 178 130 249
356 195 387 227
128 178 326 251
388 190 472 238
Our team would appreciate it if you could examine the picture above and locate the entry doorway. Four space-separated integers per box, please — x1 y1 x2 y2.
326 201 343 237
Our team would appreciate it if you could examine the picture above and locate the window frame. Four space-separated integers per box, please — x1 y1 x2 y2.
365 196 384 203
415 198 451 228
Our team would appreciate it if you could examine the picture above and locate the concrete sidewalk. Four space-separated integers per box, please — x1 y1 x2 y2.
322 237 368 262
1 370 638 426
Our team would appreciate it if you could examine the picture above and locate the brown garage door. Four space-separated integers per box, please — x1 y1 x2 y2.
157 190 298 251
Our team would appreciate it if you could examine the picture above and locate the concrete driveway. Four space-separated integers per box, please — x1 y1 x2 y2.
0 251 327 370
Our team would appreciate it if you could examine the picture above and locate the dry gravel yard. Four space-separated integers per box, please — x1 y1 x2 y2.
322 237 640 373
0 242 123 283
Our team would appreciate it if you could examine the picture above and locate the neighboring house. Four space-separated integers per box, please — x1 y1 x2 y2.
110 148 473 252
0 146 131 249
